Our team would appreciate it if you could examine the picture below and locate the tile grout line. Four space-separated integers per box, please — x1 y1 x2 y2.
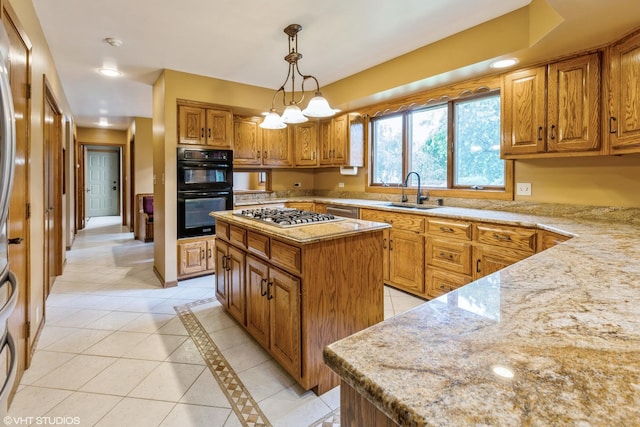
174 297 272 427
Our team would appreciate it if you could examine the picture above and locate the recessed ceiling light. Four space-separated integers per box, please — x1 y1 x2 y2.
490 58 519 69
103 37 123 47
98 118 110 127
99 68 122 77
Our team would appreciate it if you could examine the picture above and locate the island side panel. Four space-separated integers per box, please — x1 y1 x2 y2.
301 230 385 394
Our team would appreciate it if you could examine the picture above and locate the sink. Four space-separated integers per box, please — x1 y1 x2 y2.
385 201 442 210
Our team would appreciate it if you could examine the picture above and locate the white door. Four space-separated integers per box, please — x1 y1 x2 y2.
86 149 119 217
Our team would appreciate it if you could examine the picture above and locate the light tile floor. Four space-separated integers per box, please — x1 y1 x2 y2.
7 216 425 427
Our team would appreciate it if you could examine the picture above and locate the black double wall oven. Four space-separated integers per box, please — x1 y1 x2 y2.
177 147 233 238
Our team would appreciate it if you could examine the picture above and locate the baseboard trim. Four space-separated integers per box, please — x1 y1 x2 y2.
153 266 177 288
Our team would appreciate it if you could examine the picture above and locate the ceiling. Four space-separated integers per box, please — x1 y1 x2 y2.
31 0 640 130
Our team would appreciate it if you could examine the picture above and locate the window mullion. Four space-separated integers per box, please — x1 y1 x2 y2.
447 101 454 189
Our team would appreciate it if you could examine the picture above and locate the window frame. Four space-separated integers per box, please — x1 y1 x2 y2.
366 88 513 200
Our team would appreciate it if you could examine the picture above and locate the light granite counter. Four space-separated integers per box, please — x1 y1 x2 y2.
316 204 640 426
211 209 390 244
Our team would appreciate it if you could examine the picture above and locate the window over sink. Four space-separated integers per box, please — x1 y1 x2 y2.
370 91 512 198
233 170 271 193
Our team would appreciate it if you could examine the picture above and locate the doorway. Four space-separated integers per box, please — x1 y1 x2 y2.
85 147 120 218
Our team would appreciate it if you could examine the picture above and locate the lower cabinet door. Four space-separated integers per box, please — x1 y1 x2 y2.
214 239 228 306
246 256 270 348
269 267 301 379
227 246 246 324
180 241 207 276
388 229 425 295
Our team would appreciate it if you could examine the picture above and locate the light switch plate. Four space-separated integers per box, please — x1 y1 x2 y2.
516 182 532 196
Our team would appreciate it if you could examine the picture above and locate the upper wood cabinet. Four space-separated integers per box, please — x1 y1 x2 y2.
608 31 640 154
319 114 364 167
232 116 292 167
178 104 232 148
292 121 319 167
502 53 601 158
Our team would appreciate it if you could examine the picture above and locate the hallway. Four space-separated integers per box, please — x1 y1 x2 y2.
7 216 425 426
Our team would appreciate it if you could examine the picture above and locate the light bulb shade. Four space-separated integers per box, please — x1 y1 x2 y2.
281 105 308 124
302 93 336 118
259 110 287 129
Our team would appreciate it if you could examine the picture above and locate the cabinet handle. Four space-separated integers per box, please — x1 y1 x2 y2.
260 278 268 297
257 150 261 159
549 124 556 140
266 282 274 300
389 240 393 251
439 284 453 292
609 117 617 134
382 238 387 249
476 259 481 273
208 248 212 258
201 249 205 260
208 128 211 138
439 251 454 261
263 150 267 159
201 128 204 138
312 152 316 160
537 126 543 141
439 226 454 233
493 233 512 242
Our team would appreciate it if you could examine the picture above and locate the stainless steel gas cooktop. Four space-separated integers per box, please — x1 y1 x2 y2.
233 208 344 228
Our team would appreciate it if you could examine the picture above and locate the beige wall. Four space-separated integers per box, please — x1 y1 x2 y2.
6 0 75 345
152 70 275 284
133 117 154 195
514 155 640 207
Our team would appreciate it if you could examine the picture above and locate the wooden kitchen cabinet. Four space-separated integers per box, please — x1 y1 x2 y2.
319 113 364 167
245 255 301 378
285 202 315 212
178 103 232 148
215 217 383 394
502 53 601 158
425 218 473 298
361 208 426 296
261 127 292 167
232 115 293 167
472 222 536 280
177 237 216 279
215 238 245 324
292 121 319 166
607 30 640 154
537 229 572 251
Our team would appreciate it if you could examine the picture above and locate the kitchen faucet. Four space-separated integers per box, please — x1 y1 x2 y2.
402 171 429 204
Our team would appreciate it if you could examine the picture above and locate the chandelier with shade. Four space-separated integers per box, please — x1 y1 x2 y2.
260 24 336 130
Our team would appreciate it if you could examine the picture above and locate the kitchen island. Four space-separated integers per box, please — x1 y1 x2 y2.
322 207 640 426
211 209 390 394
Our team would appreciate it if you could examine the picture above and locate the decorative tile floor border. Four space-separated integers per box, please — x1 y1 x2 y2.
175 297 341 427
174 297 272 427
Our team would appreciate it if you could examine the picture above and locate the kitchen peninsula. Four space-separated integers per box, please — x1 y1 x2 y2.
321 206 640 426
210 209 390 394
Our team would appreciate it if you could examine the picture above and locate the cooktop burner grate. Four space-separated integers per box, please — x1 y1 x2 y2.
233 208 344 227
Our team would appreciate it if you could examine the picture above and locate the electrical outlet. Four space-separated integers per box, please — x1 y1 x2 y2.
516 182 532 196
338 182 345 188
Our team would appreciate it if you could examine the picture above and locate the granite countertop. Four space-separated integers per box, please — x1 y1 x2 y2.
211 210 390 244
314 203 640 426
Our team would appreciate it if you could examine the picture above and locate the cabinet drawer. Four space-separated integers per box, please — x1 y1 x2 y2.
360 209 425 233
427 219 472 241
247 231 270 258
474 223 536 253
426 238 472 275
271 239 302 275
425 268 472 300
216 221 230 241
229 225 247 248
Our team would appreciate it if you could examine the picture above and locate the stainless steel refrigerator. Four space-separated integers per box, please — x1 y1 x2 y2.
0 19 18 414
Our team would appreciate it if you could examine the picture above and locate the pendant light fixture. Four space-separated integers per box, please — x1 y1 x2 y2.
260 24 336 129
